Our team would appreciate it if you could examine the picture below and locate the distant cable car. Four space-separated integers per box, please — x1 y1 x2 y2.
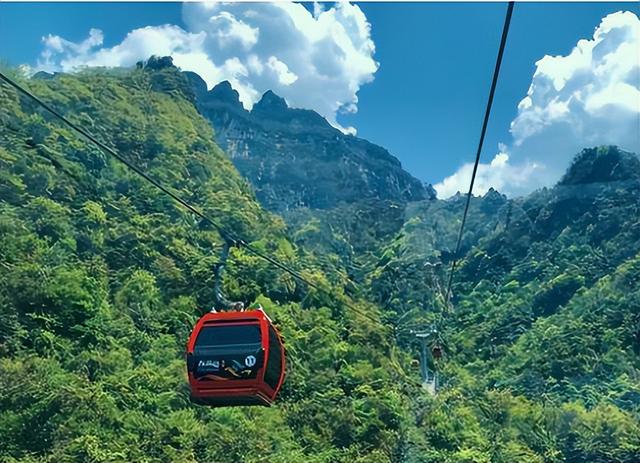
186 308 286 407
431 344 443 360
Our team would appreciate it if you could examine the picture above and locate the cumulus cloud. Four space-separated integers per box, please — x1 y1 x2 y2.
35 1 378 134
434 145 542 199
435 10 640 198
40 25 208 71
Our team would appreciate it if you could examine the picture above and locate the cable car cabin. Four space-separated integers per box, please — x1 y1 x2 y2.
431 344 443 360
186 309 286 407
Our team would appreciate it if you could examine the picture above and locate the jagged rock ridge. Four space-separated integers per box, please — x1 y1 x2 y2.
185 73 433 212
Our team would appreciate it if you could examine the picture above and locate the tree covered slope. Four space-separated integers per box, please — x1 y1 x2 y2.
0 67 410 463
374 147 640 462
0 61 639 463
449 147 640 400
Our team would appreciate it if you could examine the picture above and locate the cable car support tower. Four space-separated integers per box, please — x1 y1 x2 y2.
413 326 440 395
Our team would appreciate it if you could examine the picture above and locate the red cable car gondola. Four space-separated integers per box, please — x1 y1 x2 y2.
186 308 286 407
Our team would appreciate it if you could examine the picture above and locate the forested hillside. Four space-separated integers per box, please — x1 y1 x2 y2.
450 146 640 402
0 66 410 462
1 62 639 463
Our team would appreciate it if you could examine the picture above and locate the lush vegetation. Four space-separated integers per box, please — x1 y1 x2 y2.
0 67 409 463
0 63 638 463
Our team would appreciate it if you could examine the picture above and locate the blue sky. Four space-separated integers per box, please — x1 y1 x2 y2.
346 2 637 184
1 2 638 197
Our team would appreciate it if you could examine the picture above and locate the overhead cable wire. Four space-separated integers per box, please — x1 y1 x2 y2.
444 1 515 304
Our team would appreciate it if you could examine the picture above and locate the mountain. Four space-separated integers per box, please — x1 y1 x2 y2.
186 74 433 212
367 188 510 317
374 146 640 461
1 57 639 463
560 146 640 186
0 66 410 463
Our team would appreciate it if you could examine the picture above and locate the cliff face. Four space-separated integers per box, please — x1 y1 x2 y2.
186 75 433 212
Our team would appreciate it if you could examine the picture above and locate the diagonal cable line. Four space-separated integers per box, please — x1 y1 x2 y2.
0 71 380 325
444 1 515 305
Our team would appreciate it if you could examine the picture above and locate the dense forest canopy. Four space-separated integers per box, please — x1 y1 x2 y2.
0 63 638 462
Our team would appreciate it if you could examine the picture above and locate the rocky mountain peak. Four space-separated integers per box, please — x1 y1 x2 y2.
560 146 640 186
182 76 431 211
208 80 243 109
136 55 176 71
253 90 288 113
483 187 506 200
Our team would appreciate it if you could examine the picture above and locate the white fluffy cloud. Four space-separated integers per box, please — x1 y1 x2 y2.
35 1 378 134
40 25 207 70
434 145 542 199
435 11 640 198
